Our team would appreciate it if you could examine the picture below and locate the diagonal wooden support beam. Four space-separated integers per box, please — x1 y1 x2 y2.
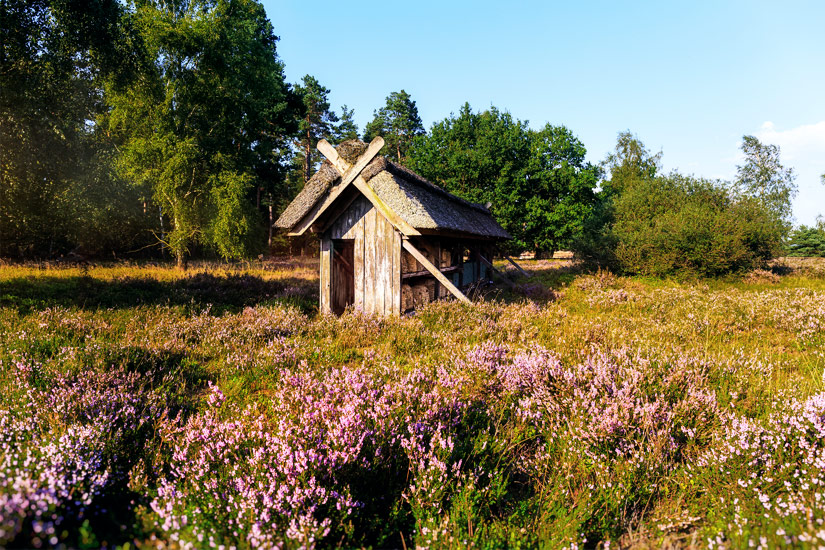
402 240 470 304
505 255 531 278
479 254 515 288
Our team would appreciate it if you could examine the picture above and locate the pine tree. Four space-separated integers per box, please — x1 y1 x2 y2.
332 105 359 144
293 75 338 183
363 90 424 162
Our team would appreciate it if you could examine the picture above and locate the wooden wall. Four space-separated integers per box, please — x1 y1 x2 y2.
321 196 401 316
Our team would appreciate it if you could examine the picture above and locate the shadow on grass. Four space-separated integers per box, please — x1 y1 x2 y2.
483 259 585 303
0 272 318 314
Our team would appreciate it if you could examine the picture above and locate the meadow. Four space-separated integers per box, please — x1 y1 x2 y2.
1 257 825 549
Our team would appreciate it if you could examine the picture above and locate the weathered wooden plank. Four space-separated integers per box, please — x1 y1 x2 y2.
325 193 359 237
320 238 332 313
326 194 362 240
375 209 386 315
384 216 391 315
402 240 470 304
401 266 461 279
363 208 376 314
383 215 394 316
339 196 362 239
391 229 401 316
354 208 365 309
505 255 531 278
329 209 343 239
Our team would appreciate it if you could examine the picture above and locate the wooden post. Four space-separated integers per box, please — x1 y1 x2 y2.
402 240 470 304
320 238 332 313
392 230 401 315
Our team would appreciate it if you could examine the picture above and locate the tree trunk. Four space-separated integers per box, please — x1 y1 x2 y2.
159 207 166 259
304 121 312 183
268 199 273 251
176 249 188 270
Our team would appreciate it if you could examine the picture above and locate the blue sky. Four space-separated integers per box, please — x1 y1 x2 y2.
263 1 825 225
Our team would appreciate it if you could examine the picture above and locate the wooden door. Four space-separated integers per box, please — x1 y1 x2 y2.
332 239 355 315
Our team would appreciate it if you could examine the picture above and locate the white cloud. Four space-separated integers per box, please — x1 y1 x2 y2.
753 121 825 226
755 120 825 165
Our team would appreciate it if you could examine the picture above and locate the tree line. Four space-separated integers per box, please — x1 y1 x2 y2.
2 0 821 272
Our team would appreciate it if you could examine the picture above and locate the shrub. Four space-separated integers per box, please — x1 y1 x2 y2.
611 175 783 277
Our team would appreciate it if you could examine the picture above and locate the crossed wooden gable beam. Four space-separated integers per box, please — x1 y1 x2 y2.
288 137 420 237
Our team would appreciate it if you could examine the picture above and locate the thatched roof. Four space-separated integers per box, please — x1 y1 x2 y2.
276 140 510 240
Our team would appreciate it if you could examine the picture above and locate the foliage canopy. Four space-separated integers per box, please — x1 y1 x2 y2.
105 0 295 265
578 132 789 277
735 135 797 233
407 103 600 255
0 0 151 257
787 219 825 257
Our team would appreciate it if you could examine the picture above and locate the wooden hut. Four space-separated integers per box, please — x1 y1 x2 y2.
275 137 511 316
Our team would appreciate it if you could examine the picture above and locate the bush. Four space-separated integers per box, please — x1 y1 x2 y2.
610 175 783 277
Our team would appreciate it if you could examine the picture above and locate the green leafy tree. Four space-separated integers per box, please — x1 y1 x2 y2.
333 104 359 144
0 0 145 257
611 174 782 276
581 132 786 276
282 78 357 233
575 131 662 265
363 90 424 162
407 103 599 255
601 130 662 193
280 77 357 258
735 135 797 232
106 0 295 267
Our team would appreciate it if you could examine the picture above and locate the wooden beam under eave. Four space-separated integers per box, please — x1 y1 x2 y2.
402 239 470 304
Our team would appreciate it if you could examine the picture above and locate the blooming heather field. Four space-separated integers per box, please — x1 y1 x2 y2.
1 258 825 549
